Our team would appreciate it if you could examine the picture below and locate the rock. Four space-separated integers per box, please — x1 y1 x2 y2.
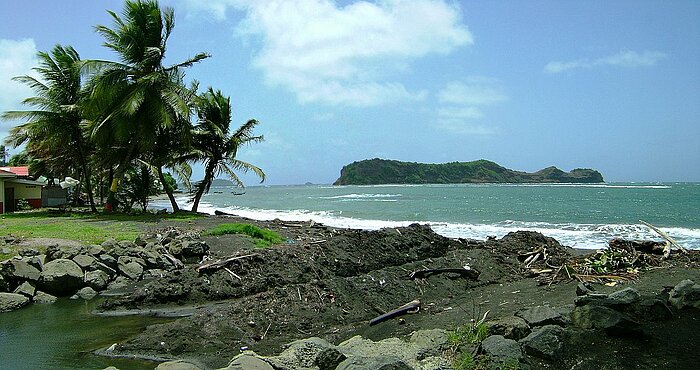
634 298 673 321
335 356 412 370
571 305 641 336
225 353 274 370
106 276 132 291
574 293 609 307
168 240 183 256
13 281 36 298
265 337 333 369
22 254 45 271
315 348 346 370
576 282 592 296
0 274 8 292
409 329 449 359
480 335 523 360
93 261 118 277
101 238 118 249
668 279 700 310
85 270 111 291
1 259 41 282
134 235 148 247
33 291 57 304
46 244 85 261
117 256 145 280
607 287 641 306
154 359 202 370
143 269 167 279
73 254 97 270
87 244 106 256
71 287 98 300
98 254 118 269
520 325 564 360
488 316 531 340
515 306 565 327
181 240 209 257
0 292 30 312
39 258 84 296
19 248 40 257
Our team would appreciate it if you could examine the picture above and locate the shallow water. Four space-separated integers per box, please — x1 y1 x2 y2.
0 298 166 370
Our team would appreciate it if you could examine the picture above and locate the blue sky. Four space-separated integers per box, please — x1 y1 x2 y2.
1 0 698 184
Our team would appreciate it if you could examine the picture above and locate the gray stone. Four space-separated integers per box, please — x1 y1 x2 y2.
101 238 118 249
168 240 183 256
154 360 202 370
0 292 30 312
39 258 84 296
33 291 57 304
481 335 523 360
635 298 673 321
520 325 564 360
571 305 641 336
73 254 97 270
315 348 346 370
98 254 118 269
13 281 36 298
336 356 412 370
181 240 209 257
226 353 274 370
117 256 145 280
265 337 333 369
85 270 110 291
46 244 85 261
87 244 106 256
574 293 609 307
488 316 531 340
607 287 641 306
18 248 40 257
576 282 592 296
93 261 118 277
142 269 167 279
1 259 41 281
71 287 97 300
668 279 700 310
515 306 565 327
134 235 148 247
117 240 137 249
409 329 449 359
0 274 8 292
22 254 45 271
106 276 132 291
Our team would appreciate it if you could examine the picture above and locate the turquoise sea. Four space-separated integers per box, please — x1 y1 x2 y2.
155 182 700 250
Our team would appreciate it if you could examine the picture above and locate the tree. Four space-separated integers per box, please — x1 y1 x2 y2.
85 0 208 211
2 45 97 211
0 145 7 165
190 88 265 212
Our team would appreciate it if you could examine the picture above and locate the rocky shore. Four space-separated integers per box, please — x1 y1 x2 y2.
1 215 699 369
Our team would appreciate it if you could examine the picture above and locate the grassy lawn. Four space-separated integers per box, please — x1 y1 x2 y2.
203 223 285 248
0 209 204 245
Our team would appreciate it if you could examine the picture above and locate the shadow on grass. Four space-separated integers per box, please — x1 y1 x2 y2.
2 209 205 223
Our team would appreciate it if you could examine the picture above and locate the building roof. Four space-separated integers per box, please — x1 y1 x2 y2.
5 178 45 186
0 166 29 177
0 168 17 178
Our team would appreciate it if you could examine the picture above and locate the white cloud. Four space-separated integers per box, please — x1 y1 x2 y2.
185 0 472 106
0 38 38 143
545 49 667 74
433 78 506 135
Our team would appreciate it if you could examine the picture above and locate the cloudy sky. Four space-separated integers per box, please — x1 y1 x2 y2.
1 0 698 184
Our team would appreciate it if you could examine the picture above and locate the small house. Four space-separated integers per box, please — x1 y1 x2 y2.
0 166 45 214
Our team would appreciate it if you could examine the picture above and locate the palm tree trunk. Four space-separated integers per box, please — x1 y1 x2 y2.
76 143 97 212
157 166 179 212
105 142 137 212
191 162 215 213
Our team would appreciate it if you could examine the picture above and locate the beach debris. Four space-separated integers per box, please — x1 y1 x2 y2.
196 253 258 273
639 220 688 258
369 299 421 326
407 266 480 280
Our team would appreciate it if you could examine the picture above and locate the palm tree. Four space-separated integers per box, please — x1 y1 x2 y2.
2 45 98 211
85 0 208 211
0 145 7 165
190 87 265 212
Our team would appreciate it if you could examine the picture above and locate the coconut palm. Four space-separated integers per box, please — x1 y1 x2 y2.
2 45 97 211
190 87 265 212
85 0 208 211
0 145 7 165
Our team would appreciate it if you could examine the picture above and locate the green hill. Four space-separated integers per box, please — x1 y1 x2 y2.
333 159 604 185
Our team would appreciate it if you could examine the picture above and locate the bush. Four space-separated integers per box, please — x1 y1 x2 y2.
203 223 284 248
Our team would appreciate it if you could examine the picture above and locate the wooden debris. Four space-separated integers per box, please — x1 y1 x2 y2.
640 220 688 258
369 299 421 326
408 267 480 280
196 253 259 272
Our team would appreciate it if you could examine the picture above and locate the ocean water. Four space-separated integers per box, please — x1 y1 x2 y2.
154 183 700 250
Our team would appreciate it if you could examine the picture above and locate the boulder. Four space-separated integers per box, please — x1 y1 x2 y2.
46 244 85 261
87 244 106 256
101 238 118 249
73 254 98 270
71 287 98 300
39 258 84 296
264 337 333 369
571 305 641 336
181 240 209 257
0 274 8 292
519 325 565 360
480 335 523 360
117 256 145 281
22 254 45 271
33 291 57 304
409 329 449 359
335 356 412 370
85 270 111 291
225 353 274 370
1 259 41 282
0 292 30 312
18 248 41 257
13 281 36 298
634 298 673 321
315 348 347 370
98 254 118 270
668 279 700 310
154 360 202 370
488 315 531 340
607 287 641 306
515 306 566 327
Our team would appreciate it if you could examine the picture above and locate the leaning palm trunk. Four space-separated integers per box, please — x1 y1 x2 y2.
191 161 216 213
158 166 180 212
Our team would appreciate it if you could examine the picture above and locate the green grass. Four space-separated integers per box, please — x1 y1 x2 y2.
0 209 204 248
203 223 284 248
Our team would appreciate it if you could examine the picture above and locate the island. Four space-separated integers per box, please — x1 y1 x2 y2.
333 158 604 185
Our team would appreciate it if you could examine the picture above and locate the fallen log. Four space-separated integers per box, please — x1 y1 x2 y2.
408 267 480 280
196 253 259 272
214 210 235 216
640 220 688 258
369 299 421 326
608 238 666 255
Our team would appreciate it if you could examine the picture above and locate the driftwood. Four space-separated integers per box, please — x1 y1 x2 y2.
214 210 235 216
640 220 688 258
609 238 666 255
408 267 480 280
369 299 421 326
196 253 258 272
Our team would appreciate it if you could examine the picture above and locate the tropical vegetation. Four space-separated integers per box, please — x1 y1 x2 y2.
202 223 284 248
1 0 265 213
